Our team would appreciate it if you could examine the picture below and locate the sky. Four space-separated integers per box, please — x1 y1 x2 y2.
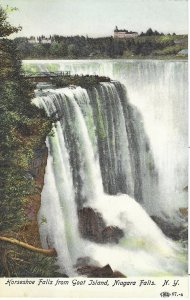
1 0 188 37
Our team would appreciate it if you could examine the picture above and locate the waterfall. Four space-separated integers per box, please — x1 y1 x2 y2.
36 83 157 206
25 59 188 220
34 81 187 276
34 97 84 276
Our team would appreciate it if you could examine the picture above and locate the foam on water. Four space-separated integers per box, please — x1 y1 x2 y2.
32 66 187 276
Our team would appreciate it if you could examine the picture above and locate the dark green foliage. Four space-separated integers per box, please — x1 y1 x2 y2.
51 75 111 90
14 33 188 59
0 6 21 38
0 243 64 277
0 168 34 231
140 28 162 36
0 5 60 277
0 6 52 232
15 35 116 59
0 38 52 231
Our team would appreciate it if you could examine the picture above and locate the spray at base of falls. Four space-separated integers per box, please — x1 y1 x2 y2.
35 82 187 276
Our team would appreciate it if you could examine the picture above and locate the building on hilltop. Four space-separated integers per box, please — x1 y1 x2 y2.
38 35 52 44
114 26 138 39
28 35 53 44
28 36 36 44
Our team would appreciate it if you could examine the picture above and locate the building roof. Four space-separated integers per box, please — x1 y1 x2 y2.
114 27 137 34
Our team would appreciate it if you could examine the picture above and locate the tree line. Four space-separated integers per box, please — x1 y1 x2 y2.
13 28 187 59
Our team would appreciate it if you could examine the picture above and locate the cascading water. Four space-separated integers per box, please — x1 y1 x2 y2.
25 59 188 221
34 81 187 276
34 97 84 276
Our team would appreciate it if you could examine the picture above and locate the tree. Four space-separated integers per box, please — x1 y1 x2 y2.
49 41 68 57
146 28 154 36
33 43 46 57
0 4 51 232
0 5 62 278
68 43 80 57
49 41 61 56
0 6 21 37
59 41 68 57
14 37 33 59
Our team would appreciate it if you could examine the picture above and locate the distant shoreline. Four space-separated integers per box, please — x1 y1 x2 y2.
22 57 188 62
16 33 188 62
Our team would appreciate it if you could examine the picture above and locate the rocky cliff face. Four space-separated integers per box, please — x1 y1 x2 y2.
151 214 188 241
77 263 126 278
78 207 124 244
75 257 126 277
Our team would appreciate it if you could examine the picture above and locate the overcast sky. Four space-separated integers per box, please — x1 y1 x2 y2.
1 0 188 37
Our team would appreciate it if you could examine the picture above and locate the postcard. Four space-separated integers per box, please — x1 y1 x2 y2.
0 0 188 298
